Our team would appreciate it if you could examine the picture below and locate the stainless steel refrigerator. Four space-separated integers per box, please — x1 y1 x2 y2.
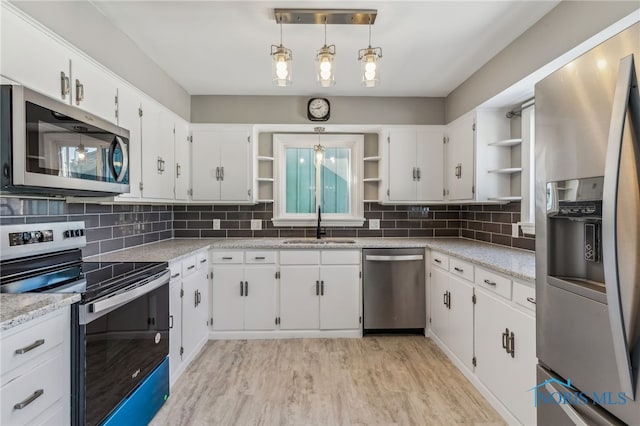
535 22 640 425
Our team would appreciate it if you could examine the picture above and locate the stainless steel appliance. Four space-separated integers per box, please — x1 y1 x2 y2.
0 222 170 426
0 84 130 196
362 248 426 332
535 22 640 425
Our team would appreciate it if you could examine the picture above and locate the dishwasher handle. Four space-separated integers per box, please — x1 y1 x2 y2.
365 255 424 262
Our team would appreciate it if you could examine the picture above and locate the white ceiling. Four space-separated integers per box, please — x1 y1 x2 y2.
90 1 559 97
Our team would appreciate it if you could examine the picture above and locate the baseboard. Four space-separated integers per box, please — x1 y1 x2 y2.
209 329 362 340
429 333 520 426
170 335 208 387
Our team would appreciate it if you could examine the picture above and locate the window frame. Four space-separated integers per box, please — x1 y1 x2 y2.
272 133 364 227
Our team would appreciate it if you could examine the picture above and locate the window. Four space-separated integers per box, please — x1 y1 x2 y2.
273 134 364 227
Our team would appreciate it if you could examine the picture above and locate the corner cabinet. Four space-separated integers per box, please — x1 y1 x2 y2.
191 126 253 203
381 127 445 204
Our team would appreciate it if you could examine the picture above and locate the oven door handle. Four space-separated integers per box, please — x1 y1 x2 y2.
86 270 170 316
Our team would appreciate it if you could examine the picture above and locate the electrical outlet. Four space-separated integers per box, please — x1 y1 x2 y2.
369 219 380 230
512 223 520 238
213 219 221 230
251 219 262 230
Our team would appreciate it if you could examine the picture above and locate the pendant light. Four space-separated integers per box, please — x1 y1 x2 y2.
315 17 336 87
270 16 292 86
358 16 382 87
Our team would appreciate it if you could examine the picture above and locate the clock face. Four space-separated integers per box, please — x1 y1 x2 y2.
307 98 330 121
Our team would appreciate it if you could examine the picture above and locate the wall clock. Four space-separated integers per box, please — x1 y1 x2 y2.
307 98 330 121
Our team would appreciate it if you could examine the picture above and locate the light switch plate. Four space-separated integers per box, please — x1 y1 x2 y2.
213 219 221 230
369 219 380 230
512 223 519 238
251 219 262 230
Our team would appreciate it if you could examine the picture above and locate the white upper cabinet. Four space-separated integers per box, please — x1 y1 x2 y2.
191 126 252 203
114 85 142 199
1 4 118 124
445 113 475 201
173 118 191 201
384 127 445 203
140 100 175 200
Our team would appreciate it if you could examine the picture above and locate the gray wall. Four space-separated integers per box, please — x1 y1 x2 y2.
12 1 191 121
191 96 445 125
445 1 640 122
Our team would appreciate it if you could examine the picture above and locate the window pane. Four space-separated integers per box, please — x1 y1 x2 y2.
285 148 315 213
321 148 350 214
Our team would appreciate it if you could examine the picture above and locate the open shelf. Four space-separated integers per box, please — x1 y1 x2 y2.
489 138 522 147
488 167 522 174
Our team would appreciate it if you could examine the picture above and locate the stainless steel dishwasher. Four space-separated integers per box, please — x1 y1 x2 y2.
362 248 426 332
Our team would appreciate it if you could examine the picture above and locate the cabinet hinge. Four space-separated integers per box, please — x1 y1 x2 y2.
387 136 390 143
387 189 390 196
139 182 144 191
248 189 251 196
248 136 251 143
115 95 118 105
187 136 193 142
187 189 193 196
173 127 176 134
443 189 446 197
180 289 184 298
180 346 184 356
443 136 449 144
472 185 475 194
359 316 362 324
115 109 118 119
138 107 143 117
359 271 362 279
429 272 431 278
210 317 213 325
275 271 280 279
472 123 476 131
429 317 432 324
472 356 477 367
472 294 477 304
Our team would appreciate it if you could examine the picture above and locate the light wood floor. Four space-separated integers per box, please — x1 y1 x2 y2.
151 337 505 426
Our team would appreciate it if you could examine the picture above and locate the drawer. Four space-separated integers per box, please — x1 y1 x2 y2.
181 255 197 277
321 250 360 265
449 258 474 282
245 251 276 264
211 251 244 264
475 267 512 300
169 262 181 281
1 309 66 378
279 250 320 265
196 251 208 270
1 351 66 426
431 251 449 270
513 281 536 312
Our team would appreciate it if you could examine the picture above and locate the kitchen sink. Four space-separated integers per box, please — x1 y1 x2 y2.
282 239 356 245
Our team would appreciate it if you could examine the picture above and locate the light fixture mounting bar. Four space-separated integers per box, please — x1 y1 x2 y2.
274 9 377 25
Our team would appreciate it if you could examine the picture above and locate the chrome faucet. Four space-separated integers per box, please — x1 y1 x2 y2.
316 206 326 239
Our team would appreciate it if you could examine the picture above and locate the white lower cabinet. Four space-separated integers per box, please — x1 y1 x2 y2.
279 250 360 331
211 263 277 331
168 250 209 385
0 307 71 426
429 251 536 426
475 284 536 426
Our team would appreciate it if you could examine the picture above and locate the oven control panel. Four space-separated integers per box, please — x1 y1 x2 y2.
9 229 54 246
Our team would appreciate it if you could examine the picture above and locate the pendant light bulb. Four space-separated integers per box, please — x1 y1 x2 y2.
358 16 382 87
315 18 336 87
271 18 292 86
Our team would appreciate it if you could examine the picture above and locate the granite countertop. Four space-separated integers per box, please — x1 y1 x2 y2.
1 293 80 332
88 237 535 282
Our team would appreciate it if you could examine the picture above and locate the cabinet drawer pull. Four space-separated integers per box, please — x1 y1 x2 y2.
254 256 266 260
15 339 45 355
244 281 248 297
200 259 207 264
75 79 84 105
60 72 70 99
526 297 536 305
222 257 233 260
14 389 44 410
320 280 324 296
447 291 451 309
507 331 516 358
171 273 180 279
187 265 195 270
502 328 509 349
316 281 320 296
240 281 244 296
454 267 464 273
483 279 496 286
434 258 442 263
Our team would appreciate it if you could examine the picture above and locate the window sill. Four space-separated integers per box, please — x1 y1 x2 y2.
271 217 365 228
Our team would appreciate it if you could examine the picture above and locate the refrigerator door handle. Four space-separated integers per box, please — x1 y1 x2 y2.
602 54 640 400
543 383 590 426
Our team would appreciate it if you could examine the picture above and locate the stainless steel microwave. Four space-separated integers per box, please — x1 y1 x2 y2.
1 84 130 196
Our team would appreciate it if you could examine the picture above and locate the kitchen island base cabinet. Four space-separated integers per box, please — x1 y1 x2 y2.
475 287 536 426
168 250 209 387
